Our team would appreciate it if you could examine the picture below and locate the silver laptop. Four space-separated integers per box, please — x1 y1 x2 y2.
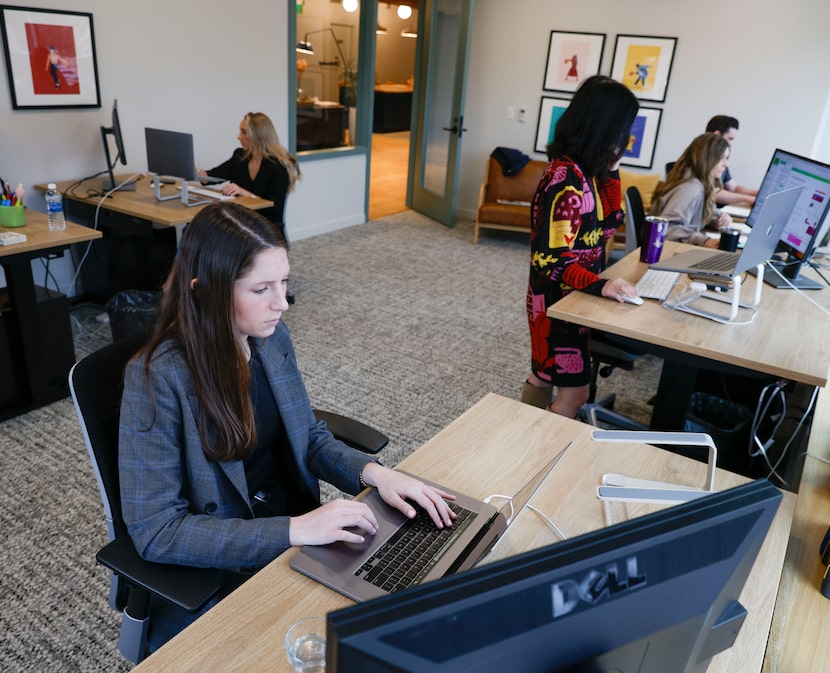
290 442 573 602
649 186 802 278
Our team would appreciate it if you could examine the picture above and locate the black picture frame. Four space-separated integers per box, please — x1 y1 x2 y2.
0 5 101 109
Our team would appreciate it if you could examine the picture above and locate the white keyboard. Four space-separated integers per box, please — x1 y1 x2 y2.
177 185 235 201
635 269 681 301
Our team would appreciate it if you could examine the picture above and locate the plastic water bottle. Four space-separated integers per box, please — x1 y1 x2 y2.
45 183 66 231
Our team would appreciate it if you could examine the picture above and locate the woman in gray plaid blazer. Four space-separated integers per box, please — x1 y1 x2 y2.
119 202 455 651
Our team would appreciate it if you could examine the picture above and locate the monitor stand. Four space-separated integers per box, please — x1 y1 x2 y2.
755 260 823 289
151 175 210 207
98 175 137 192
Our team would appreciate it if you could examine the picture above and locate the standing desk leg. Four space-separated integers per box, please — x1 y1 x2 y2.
650 360 698 431
3 258 48 402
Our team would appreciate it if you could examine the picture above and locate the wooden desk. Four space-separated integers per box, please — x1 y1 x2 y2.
0 210 102 416
35 177 272 301
763 385 830 672
38 176 270 230
132 394 795 673
548 242 830 427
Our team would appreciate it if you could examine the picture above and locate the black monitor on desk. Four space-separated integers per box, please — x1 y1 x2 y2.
144 127 218 206
327 479 781 673
99 99 136 192
748 148 830 289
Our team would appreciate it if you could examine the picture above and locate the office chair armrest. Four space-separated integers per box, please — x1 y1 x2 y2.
96 536 225 613
314 409 389 454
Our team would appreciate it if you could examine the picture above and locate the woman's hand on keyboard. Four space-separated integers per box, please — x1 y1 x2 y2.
222 181 252 198
602 277 640 303
363 462 457 529
289 498 380 546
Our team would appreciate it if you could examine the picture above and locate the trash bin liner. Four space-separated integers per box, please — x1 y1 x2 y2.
104 289 161 343
683 392 753 457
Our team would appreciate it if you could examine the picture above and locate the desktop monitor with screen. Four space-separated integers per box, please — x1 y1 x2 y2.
99 99 135 192
746 148 830 288
144 127 216 206
327 479 781 673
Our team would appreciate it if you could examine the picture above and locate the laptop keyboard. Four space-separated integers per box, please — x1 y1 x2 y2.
690 252 737 272
354 502 476 593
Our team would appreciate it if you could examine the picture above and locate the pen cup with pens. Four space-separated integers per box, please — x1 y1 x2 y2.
0 181 25 228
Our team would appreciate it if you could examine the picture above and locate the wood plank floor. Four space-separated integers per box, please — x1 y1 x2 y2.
369 131 410 220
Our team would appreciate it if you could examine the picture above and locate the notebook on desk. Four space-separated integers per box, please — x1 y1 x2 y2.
290 442 573 602
649 186 802 279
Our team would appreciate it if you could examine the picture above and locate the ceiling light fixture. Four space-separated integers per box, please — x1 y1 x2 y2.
397 5 412 19
342 0 358 12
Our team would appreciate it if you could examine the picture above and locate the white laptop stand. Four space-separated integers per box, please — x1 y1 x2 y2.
151 174 211 207
665 263 765 324
592 430 718 505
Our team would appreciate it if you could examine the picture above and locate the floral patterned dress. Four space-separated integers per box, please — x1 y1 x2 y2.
526 156 623 386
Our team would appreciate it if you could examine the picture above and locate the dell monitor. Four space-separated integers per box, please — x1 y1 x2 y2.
99 99 135 192
747 148 830 289
327 479 781 673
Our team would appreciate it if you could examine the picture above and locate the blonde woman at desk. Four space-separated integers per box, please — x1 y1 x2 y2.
119 203 454 652
649 132 733 249
523 75 640 418
199 112 300 240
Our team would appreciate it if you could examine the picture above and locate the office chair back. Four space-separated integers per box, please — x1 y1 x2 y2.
70 333 147 543
624 186 647 254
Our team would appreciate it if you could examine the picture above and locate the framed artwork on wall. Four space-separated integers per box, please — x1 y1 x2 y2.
0 5 101 109
543 30 606 93
610 34 677 103
621 106 662 169
535 96 570 154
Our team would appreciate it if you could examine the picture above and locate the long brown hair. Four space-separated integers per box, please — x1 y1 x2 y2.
141 202 288 462
653 132 729 224
244 111 301 192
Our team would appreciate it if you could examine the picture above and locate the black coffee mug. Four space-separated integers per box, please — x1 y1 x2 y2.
719 229 740 252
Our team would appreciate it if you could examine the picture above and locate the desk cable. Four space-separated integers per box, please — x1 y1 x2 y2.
765 260 830 317
749 380 818 486
62 172 144 298
483 494 567 541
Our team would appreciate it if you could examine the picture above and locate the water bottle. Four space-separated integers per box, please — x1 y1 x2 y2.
45 183 66 231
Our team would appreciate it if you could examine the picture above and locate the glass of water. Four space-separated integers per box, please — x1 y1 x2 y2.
285 616 326 673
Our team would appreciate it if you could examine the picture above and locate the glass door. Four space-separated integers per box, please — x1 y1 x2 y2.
408 0 475 227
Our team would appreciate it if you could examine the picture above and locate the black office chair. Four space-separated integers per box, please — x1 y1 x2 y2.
69 336 388 663
583 186 651 430
624 185 646 254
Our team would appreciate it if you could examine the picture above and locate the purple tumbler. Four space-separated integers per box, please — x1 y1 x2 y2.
639 216 669 264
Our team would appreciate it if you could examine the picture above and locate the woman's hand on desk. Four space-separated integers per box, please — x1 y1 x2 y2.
602 277 640 303
362 462 457 529
222 182 254 199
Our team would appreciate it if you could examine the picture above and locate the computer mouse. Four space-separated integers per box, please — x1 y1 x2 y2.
620 294 644 306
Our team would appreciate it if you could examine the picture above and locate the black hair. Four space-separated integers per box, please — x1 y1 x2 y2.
706 115 740 134
547 75 639 179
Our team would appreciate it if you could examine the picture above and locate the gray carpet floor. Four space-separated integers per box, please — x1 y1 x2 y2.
0 211 660 672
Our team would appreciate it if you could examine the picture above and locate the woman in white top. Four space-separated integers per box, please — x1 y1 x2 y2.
649 132 733 248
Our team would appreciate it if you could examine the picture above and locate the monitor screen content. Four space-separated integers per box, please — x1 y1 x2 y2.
99 99 135 192
144 127 198 182
327 479 781 673
746 148 830 286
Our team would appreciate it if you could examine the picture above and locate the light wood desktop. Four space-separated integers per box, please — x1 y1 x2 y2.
132 394 795 673
548 242 830 429
0 210 102 416
36 175 271 230
763 385 830 672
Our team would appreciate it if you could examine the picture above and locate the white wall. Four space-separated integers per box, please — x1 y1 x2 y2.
5 0 830 293
457 0 830 219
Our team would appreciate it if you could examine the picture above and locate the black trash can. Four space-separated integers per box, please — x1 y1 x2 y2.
684 392 753 472
104 290 161 342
